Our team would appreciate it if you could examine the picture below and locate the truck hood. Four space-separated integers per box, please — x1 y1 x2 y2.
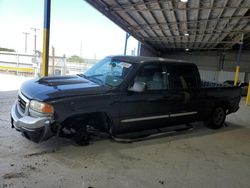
20 75 110 101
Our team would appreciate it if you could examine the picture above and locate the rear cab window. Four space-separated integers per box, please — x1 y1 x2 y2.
166 64 198 89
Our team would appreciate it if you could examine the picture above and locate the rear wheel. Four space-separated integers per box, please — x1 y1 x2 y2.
206 106 226 129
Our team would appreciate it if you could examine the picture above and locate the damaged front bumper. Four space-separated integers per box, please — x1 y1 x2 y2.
11 101 55 143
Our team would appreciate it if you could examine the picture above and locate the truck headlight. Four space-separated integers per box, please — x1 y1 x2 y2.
29 100 54 114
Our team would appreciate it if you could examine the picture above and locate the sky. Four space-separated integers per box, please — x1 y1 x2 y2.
0 0 139 59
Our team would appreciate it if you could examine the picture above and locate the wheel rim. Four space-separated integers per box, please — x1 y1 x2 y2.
213 107 225 125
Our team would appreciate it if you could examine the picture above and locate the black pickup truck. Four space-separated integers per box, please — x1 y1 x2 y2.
11 56 241 144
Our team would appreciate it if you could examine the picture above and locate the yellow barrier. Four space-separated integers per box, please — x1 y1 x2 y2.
246 81 250 106
0 66 34 73
234 66 240 86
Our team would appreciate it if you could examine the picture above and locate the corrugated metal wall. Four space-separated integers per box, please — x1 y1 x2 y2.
139 45 250 83
199 70 245 83
218 71 245 82
199 70 219 82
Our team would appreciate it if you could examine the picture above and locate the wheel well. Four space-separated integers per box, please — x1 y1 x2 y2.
219 101 230 109
214 101 230 114
61 112 112 132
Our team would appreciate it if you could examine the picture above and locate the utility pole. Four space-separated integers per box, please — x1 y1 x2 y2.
80 40 83 57
23 32 30 53
52 46 55 76
31 27 40 54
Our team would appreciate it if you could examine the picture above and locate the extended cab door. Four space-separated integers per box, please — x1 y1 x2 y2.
118 62 171 133
165 64 199 124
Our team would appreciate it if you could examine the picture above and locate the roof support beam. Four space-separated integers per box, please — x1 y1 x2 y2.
204 0 243 48
112 6 250 12
86 0 250 51
135 28 250 33
179 0 188 48
225 22 250 48
144 34 246 41
192 0 201 49
141 0 165 47
112 0 168 10
129 16 250 31
85 0 158 54
159 47 231 50
198 0 214 48
150 41 237 44
158 1 175 48
167 1 181 47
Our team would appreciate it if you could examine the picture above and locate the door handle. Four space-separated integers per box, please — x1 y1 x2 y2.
163 96 175 100
147 98 162 102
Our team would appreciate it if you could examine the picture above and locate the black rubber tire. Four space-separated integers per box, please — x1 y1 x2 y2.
206 106 226 129
72 126 89 146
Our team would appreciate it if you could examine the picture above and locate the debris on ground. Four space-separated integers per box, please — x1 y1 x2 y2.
2 172 27 179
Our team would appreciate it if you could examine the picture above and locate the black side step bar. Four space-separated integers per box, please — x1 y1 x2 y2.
111 124 193 143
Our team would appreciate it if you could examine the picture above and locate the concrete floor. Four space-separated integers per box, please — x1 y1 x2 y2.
0 91 250 188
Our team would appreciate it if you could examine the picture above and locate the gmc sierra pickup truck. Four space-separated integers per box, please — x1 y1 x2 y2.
11 56 241 145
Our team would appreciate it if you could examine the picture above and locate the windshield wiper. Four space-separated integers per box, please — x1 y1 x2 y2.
77 73 87 78
89 77 104 85
85 74 104 78
79 74 105 86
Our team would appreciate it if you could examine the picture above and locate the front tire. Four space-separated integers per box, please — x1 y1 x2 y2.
206 106 226 129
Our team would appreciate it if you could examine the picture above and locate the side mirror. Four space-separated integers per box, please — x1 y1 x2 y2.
128 81 146 92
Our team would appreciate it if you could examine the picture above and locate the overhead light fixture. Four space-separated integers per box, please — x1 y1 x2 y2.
184 33 189 36
180 0 188 3
185 48 189 51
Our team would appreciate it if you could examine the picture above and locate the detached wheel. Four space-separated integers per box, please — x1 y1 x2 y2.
207 106 226 129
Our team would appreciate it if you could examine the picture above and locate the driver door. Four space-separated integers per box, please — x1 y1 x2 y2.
118 63 171 134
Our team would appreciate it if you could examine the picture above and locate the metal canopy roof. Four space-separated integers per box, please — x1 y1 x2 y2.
85 0 250 52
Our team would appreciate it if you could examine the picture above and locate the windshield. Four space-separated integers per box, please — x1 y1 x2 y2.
84 57 134 87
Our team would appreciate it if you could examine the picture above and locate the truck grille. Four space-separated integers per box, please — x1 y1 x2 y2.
18 95 26 113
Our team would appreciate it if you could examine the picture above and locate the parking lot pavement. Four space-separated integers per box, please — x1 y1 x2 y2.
0 90 250 188
0 74 33 91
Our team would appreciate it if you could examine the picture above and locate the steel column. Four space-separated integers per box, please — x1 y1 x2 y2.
41 0 51 77
124 33 130 55
234 34 244 86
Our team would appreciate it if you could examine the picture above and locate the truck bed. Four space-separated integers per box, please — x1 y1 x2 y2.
200 80 241 114
201 80 228 88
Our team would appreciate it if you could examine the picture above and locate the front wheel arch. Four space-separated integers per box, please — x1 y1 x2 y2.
60 112 113 133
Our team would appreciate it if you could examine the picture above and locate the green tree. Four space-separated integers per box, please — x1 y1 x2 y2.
67 55 85 63
0 47 15 52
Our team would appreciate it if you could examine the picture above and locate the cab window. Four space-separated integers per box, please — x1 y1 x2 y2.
167 65 198 89
132 64 167 91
